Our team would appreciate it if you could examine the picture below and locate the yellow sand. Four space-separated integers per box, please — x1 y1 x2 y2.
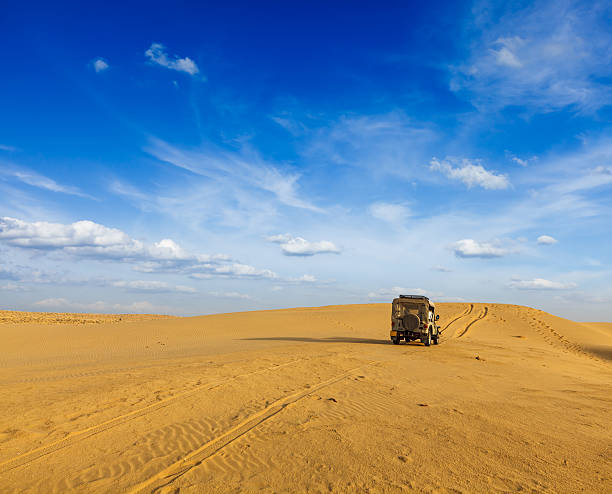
0 303 610 493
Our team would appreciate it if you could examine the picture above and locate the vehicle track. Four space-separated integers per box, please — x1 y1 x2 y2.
439 304 474 334
520 309 602 363
456 306 488 338
0 359 302 474
126 366 365 494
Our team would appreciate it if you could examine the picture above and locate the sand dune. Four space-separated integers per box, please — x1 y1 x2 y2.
0 303 610 493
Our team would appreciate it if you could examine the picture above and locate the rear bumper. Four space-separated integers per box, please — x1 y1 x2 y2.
391 328 428 337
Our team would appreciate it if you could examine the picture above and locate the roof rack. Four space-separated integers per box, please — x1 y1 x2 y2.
399 295 429 300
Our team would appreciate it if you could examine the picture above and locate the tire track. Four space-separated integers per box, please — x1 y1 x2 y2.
456 306 488 338
0 359 301 474
439 304 474 335
126 366 364 494
520 309 602 362
201 379 403 482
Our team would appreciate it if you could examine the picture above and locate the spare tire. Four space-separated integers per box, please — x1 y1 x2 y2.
403 313 420 331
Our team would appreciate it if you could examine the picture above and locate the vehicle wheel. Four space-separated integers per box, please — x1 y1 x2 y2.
422 329 431 347
392 336 400 345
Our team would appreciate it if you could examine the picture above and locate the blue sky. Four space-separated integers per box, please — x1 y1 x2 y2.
1 0 611 319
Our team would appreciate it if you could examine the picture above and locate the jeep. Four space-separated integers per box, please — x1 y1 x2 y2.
390 295 440 346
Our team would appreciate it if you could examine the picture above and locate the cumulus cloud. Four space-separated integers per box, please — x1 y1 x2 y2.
537 235 558 245
430 158 509 190
294 274 316 282
0 217 276 279
266 233 340 256
368 287 427 299
369 202 412 221
508 278 576 290
145 43 199 75
92 58 109 73
0 216 144 255
452 239 509 258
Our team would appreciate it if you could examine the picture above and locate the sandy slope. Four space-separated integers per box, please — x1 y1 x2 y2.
0 303 610 493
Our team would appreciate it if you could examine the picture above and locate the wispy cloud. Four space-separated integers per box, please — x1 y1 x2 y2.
0 144 17 152
367 287 427 299
451 0 612 112
112 280 196 293
266 233 340 256
207 291 252 300
0 165 91 198
369 202 412 222
430 157 509 190
145 43 199 75
432 265 452 272
304 111 437 179
146 137 322 212
508 278 576 290
34 297 162 313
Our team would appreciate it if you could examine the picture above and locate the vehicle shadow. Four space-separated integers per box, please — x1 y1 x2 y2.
241 336 397 345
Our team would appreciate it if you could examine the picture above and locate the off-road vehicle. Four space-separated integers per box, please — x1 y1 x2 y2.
390 295 440 346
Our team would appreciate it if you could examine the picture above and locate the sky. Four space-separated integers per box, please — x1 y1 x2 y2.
1 0 611 320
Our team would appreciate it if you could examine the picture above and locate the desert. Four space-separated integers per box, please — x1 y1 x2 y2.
1 303 610 493
3 1 612 493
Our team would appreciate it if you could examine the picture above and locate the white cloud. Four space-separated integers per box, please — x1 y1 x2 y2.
210 263 277 278
0 165 90 198
430 158 509 190
145 137 321 212
0 217 147 258
452 239 509 258
537 235 558 245
491 37 523 68
295 274 316 282
432 265 452 272
508 278 577 290
265 233 292 243
0 217 276 279
305 111 437 180
451 0 612 112
508 154 537 167
145 43 199 75
512 157 528 167
0 282 25 291
369 202 412 221
34 298 160 313
266 233 340 256
92 58 109 73
207 291 252 300
112 280 196 293
271 115 306 135
0 144 17 152
285 274 317 283
368 287 427 299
